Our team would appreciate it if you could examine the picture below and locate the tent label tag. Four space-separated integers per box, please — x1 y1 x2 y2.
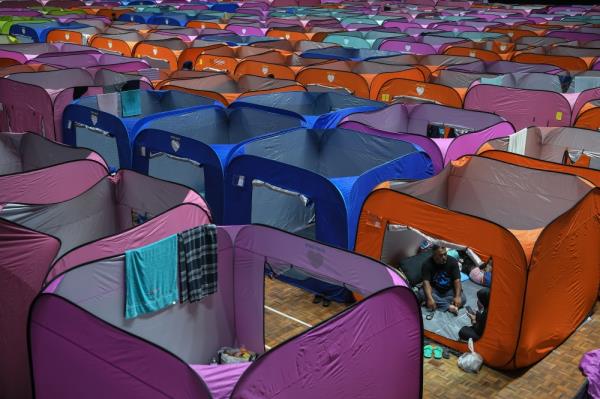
555 111 563 121
235 175 245 187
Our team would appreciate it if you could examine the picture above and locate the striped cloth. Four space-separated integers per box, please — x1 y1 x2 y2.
178 224 218 303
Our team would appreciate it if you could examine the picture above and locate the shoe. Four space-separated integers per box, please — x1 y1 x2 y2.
312 295 322 304
322 299 331 307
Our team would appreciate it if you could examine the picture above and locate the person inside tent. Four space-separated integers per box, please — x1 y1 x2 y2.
417 245 466 315
459 288 490 341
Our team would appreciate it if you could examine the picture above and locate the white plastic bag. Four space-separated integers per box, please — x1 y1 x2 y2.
457 339 483 373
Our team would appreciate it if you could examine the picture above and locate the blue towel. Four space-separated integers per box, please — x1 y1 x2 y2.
125 235 179 319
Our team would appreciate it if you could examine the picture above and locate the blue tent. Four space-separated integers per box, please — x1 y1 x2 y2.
209 2 238 13
223 127 432 302
223 127 434 249
117 12 158 23
300 47 399 62
9 21 88 43
199 33 279 46
131 105 304 223
147 12 191 26
62 90 221 171
230 91 384 129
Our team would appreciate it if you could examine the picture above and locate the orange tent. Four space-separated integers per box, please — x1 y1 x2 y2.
576 100 600 131
355 155 600 369
296 60 426 100
512 53 589 73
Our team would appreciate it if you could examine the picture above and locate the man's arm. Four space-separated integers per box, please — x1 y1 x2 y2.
453 278 462 308
423 280 436 310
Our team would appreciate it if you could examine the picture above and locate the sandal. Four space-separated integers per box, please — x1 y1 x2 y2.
433 346 443 360
423 345 433 359
442 348 450 359
312 295 322 304
426 311 435 320
322 299 331 307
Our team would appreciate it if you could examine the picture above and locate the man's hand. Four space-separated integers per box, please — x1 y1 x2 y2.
468 312 476 323
426 297 437 310
453 296 462 308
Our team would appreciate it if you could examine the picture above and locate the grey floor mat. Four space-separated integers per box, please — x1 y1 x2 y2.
422 280 483 341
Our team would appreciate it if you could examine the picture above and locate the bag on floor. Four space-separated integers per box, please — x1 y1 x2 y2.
458 338 483 373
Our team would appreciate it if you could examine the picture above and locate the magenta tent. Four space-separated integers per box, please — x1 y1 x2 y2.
31 225 422 399
0 171 212 399
0 69 152 142
0 132 107 204
338 103 514 172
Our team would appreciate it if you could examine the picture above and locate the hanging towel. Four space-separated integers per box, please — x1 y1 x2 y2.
508 128 528 155
178 224 218 303
125 235 179 319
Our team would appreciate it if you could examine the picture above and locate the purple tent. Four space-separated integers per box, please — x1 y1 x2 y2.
0 170 212 399
0 69 152 142
26 52 150 74
464 84 573 131
339 103 514 172
580 349 600 398
0 132 107 204
0 42 96 64
30 225 422 399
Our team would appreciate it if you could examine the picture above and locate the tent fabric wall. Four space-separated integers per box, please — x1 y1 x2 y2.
224 127 434 249
464 84 572 131
62 90 222 169
354 155 600 369
0 170 212 399
30 224 421 399
338 103 513 172
0 132 108 204
131 106 304 223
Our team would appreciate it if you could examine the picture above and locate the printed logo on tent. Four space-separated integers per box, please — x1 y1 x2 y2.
285 33 290 40
65 33 70 40
241 28 247 35
171 136 180 152
416 85 425 96
131 16 135 21
165 20 170 25
21 27 26 35
152 47 158 56
508 32 514 37
307 249 324 269
404 44 411 52
327 73 335 83
90 112 98 126
108 40 113 49
452 27 458 33
201 24 206 29
261 66 269 75
343 38 349 45
469 50 476 57
214 58 225 66
500 44 507 51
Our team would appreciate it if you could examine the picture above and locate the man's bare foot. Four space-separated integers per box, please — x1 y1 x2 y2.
448 305 459 315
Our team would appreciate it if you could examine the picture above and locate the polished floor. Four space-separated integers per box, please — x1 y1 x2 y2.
264 277 599 398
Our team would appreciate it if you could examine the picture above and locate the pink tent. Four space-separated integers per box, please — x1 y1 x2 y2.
0 132 107 204
0 69 152 142
338 103 514 172
31 225 422 399
0 170 212 399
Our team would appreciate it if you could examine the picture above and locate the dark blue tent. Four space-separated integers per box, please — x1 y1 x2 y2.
230 91 384 129
62 90 221 171
223 127 433 301
300 47 399 62
224 127 434 249
131 105 304 223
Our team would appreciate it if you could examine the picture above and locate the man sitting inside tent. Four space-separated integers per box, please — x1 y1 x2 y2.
417 245 466 315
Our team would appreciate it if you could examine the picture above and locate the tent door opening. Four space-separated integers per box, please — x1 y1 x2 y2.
251 179 316 240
